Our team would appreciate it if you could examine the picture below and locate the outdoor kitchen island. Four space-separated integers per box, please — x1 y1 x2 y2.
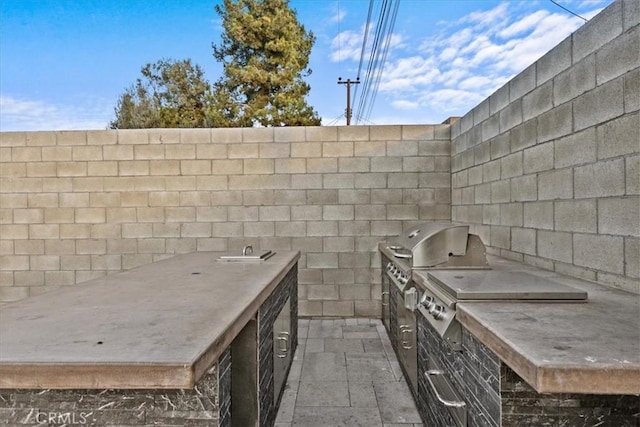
0 250 300 426
413 256 640 427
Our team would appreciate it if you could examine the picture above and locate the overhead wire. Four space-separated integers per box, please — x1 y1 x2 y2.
549 0 588 22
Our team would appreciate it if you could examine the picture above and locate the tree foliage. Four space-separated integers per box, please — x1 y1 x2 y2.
213 0 321 127
110 59 215 129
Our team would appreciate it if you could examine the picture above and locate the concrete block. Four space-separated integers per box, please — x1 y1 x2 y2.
272 126 304 143
72 146 103 161
354 300 381 317
473 142 491 165
260 142 290 158
483 204 501 225
87 131 117 146
0 132 26 147
106 206 136 222
522 81 552 122
419 140 450 156
133 145 163 160
291 141 321 158
323 141 354 157
625 237 640 278
292 174 322 189
338 158 370 173
500 152 523 179
573 0 622 63
165 207 195 222
523 142 554 174
0 286 30 302
574 77 625 131
403 189 435 204
386 204 418 220
307 221 338 236
511 174 537 202
103 145 133 161
597 26 640 86
308 158 338 173
292 237 323 253
243 158 274 175
338 126 369 142
259 206 290 221
510 63 536 101
146 129 180 144
524 201 553 230
305 126 337 142
59 224 90 239
274 189 306 205
596 112 640 160
323 268 354 284
323 236 355 252
574 158 625 198
243 221 274 237
338 220 371 236
418 172 450 188
499 100 523 133
228 143 259 159
299 300 323 317
510 120 537 153
462 187 474 205
241 127 273 143
44 208 74 224
598 197 640 236
554 128 597 169
355 173 387 189
473 98 490 125
623 0 640 30
338 189 370 205
420 204 450 221
275 158 306 174
195 144 227 160
500 203 523 227
538 169 573 200
387 140 418 157
370 220 402 236
56 130 87 146
491 180 510 203
490 134 510 160
291 205 322 221
490 225 510 249
13 271 44 286
625 68 640 113
537 103 573 143
482 114 500 142
537 36 572 84
274 221 306 237
474 183 491 204
322 205 353 220
628 155 640 194
166 145 198 161
400 124 431 140
355 205 388 220
537 230 573 264
179 128 211 144
554 199 597 233
307 189 338 205
210 190 242 206
322 173 355 188
323 301 354 317
468 165 483 185
403 157 435 173
482 159 501 183
371 189 403 204
512 227 536 255
41 146 71 161
553 54 596 106
574 233 624 274
489 83 510 115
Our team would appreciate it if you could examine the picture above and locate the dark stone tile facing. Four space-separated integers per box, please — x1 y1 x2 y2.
389 279 399 354
0 367 221 426
501 363 640 427
218 347 232 427
258 265 298 427
415 307 640 427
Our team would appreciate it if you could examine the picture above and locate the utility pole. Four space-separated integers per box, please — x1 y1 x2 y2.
337 77 360 125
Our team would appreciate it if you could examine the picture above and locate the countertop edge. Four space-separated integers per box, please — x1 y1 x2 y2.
457 306 640 395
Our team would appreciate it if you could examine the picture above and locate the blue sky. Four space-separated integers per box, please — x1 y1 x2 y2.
0 0 611 131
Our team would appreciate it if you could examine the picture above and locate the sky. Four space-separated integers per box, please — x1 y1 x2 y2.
0 0 611 131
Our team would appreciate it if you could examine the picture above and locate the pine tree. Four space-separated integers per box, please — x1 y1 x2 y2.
212 0 321 127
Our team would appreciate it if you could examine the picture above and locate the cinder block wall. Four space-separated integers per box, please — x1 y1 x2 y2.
451 0 639 293
0 125 452 314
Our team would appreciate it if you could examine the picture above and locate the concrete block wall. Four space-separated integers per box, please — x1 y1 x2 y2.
0 125 452 315
451 0 639 293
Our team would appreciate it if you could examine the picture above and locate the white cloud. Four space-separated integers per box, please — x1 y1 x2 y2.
0 95 111 131
391 100 420 110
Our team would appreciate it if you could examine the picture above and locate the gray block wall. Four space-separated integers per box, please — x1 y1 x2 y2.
451 0 639 293
0 125 451 316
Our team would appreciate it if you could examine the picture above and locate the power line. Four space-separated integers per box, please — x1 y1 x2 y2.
549 0 588 22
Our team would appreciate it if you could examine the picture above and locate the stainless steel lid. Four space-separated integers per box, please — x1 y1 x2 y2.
427 270 588 300
388 222 470 267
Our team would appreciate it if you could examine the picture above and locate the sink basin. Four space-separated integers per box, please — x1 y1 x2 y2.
217 249 274 262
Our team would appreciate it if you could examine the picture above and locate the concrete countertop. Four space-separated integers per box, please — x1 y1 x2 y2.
0 251 300 389
417 256 639 395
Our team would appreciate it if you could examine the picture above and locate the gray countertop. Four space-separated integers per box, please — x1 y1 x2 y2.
415 256 639 395
0 251 300 389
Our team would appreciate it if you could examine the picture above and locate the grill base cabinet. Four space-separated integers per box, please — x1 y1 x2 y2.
415 309 639 427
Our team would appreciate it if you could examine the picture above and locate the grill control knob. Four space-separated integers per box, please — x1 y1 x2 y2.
420 294 433 306
386 262 393 271
399 274 408 285
429 304 445 320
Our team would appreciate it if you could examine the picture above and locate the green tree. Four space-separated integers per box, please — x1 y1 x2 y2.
110 59 215 129
213 0 321 127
